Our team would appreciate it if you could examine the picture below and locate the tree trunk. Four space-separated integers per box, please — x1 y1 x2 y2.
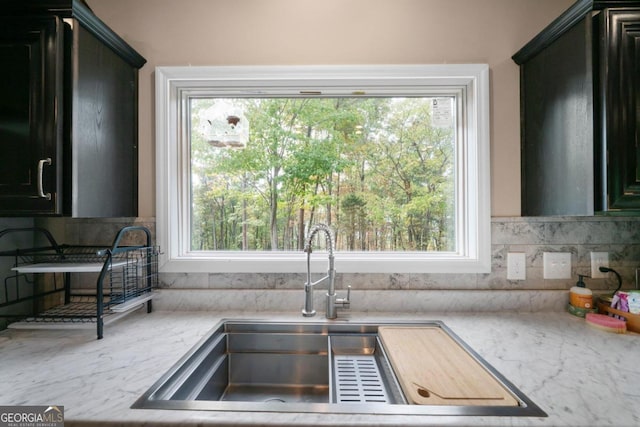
270 185 278 250
298 207 305 250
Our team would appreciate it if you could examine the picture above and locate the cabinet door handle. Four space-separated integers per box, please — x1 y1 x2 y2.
37 158 52 200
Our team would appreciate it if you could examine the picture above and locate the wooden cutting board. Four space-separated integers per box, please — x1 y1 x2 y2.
378 327 519 406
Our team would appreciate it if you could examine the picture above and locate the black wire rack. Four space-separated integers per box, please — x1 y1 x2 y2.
0 226 159 339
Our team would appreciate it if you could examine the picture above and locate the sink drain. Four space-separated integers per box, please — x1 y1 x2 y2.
333 355 390 403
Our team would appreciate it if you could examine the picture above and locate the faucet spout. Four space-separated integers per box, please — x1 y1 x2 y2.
302 223 350 319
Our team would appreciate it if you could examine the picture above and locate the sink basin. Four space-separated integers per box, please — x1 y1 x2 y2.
132 319 546 417
197 332 330 403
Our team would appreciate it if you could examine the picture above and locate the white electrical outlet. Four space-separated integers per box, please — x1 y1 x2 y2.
591 252 609 278
507 252 526 280
543 252 572 279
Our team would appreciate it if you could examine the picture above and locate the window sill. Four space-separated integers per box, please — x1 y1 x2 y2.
159 252 491 274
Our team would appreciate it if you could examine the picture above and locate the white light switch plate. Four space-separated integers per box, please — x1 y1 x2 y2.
543 252 572 279
507 253 526 280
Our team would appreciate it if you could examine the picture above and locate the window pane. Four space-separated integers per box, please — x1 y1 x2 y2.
189 96 456 252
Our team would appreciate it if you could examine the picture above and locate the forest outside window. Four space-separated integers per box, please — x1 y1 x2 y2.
156 65 491 273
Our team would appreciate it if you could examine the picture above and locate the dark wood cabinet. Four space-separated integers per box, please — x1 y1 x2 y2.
0 0 145 217
600 8 640 211
0 16 64 215
513 0 640 215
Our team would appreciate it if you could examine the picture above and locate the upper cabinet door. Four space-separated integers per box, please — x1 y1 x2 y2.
0 17 64 215
514 2 640 215
600 8 640 210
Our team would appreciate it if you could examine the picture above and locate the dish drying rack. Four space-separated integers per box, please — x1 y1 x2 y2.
0 226 158 339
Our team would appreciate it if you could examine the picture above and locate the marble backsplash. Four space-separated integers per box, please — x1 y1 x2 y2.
33 215 640 293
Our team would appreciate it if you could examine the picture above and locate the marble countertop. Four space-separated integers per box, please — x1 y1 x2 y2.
1 309 638 427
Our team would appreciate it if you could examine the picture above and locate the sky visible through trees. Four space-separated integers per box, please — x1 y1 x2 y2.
190 96 456 253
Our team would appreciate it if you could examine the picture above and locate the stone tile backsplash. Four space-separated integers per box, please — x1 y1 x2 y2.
491 216 640 292
34 216 640 293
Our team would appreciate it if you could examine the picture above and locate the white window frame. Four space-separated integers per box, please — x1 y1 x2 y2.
156 64 491 274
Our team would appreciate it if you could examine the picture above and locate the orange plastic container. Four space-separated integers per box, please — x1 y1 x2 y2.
569 275 593 309
570 291 593 309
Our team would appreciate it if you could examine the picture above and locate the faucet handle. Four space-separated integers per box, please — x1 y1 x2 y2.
337 285 351 309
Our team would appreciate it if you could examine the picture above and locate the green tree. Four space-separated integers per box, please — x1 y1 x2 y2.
189 96 455 252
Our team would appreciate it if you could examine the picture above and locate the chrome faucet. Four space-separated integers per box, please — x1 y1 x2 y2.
302 223 351 319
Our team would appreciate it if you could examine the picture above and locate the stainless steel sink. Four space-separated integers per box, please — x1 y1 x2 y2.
132 319 546 417
198 331 330 403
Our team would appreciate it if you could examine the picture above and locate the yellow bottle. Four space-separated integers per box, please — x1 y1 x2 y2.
569 275 593 309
